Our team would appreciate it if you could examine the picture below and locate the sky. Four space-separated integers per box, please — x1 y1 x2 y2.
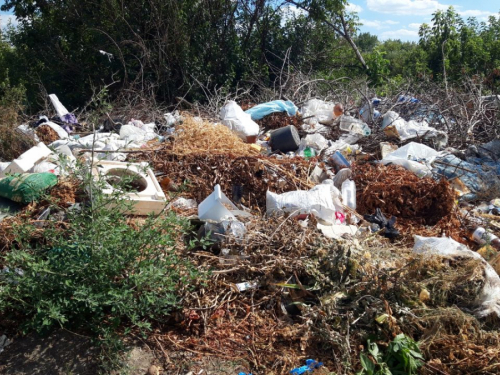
1 0 499 42
347 0 500 42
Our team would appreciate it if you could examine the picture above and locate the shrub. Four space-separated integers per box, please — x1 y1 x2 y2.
0 162 201 339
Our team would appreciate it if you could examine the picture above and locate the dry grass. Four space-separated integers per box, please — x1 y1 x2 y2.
171 116 257 156
0 125 36 162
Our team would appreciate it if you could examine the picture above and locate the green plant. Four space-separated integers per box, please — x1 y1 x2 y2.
0 159 202 346
357 334 424 375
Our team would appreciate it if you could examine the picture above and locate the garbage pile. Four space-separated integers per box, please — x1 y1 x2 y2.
1 92 500 374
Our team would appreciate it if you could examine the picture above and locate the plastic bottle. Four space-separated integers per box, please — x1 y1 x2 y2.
468 226 500 251
339 115 371 136
341 179 356 210
303 147 315 159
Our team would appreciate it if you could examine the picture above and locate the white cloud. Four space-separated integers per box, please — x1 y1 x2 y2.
0 14 18 28
346 3 363 13
457 9 495 18
379 28 419 40
367 0 447 16
360 19 399 30
408 23 421 29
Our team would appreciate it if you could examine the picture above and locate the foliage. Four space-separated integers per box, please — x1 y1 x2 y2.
366 47 390 86
0 162 202 340
1 0 359 109
357 334 424 375
417 7 500 84
356 32 379 53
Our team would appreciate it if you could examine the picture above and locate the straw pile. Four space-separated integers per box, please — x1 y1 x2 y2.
171 116 257 156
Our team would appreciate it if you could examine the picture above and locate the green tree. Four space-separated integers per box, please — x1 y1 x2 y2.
356 32 379 53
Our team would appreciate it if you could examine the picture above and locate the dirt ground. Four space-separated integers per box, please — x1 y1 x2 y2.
0 330 100 375
0 330 255 375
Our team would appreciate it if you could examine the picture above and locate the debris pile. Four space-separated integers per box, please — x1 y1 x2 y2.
1 92 500 374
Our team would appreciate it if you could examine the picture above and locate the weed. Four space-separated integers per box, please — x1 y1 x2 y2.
357 334 424 375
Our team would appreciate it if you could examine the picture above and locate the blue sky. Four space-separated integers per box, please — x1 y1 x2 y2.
347 0 500 42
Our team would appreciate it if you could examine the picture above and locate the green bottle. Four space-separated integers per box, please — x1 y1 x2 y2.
303 147 315 159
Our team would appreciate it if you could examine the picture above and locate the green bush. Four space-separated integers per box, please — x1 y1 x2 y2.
0 164 201 338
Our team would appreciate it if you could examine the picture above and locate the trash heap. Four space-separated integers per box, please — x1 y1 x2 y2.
1 93 500 374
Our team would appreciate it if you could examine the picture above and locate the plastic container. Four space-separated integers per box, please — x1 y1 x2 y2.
198 184 237 222
270 125 300 153
330 151 350 172
339 115 371 136
341 179 356 210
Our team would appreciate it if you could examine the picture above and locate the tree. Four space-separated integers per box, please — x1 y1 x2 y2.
356 32 379 53
283 0 369 71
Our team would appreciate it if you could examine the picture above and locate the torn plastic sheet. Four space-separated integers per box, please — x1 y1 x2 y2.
433 153 500 201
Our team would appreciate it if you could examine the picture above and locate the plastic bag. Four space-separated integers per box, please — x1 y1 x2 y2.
382 110 447 146
266 184 336 223
0 173 58 203
413 236 500 319
169 197 198 210
119 124 158 144
220 101 260 140
43 121 70 139
301 133 328 151
245 100 298 121
301 99 336 125
381 142 441 178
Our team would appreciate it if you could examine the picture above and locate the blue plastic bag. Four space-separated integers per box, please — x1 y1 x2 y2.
289 359 323 374
245 100 298 121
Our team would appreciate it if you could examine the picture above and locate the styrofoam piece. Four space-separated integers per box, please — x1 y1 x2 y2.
49 94 69 117
0 142 53 177
91 161 166 215
198 184 238 222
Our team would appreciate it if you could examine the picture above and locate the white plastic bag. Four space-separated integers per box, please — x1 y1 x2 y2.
43 121 69 139
381 142 440 178
413 236 500 319
266 184 336 223
302 133 328 151
120 124 158 144
301 99 336 125
169 197 198 210
382 110 445 143
220 101 260 140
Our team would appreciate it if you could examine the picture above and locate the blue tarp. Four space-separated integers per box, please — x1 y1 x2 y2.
245 100 298 121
